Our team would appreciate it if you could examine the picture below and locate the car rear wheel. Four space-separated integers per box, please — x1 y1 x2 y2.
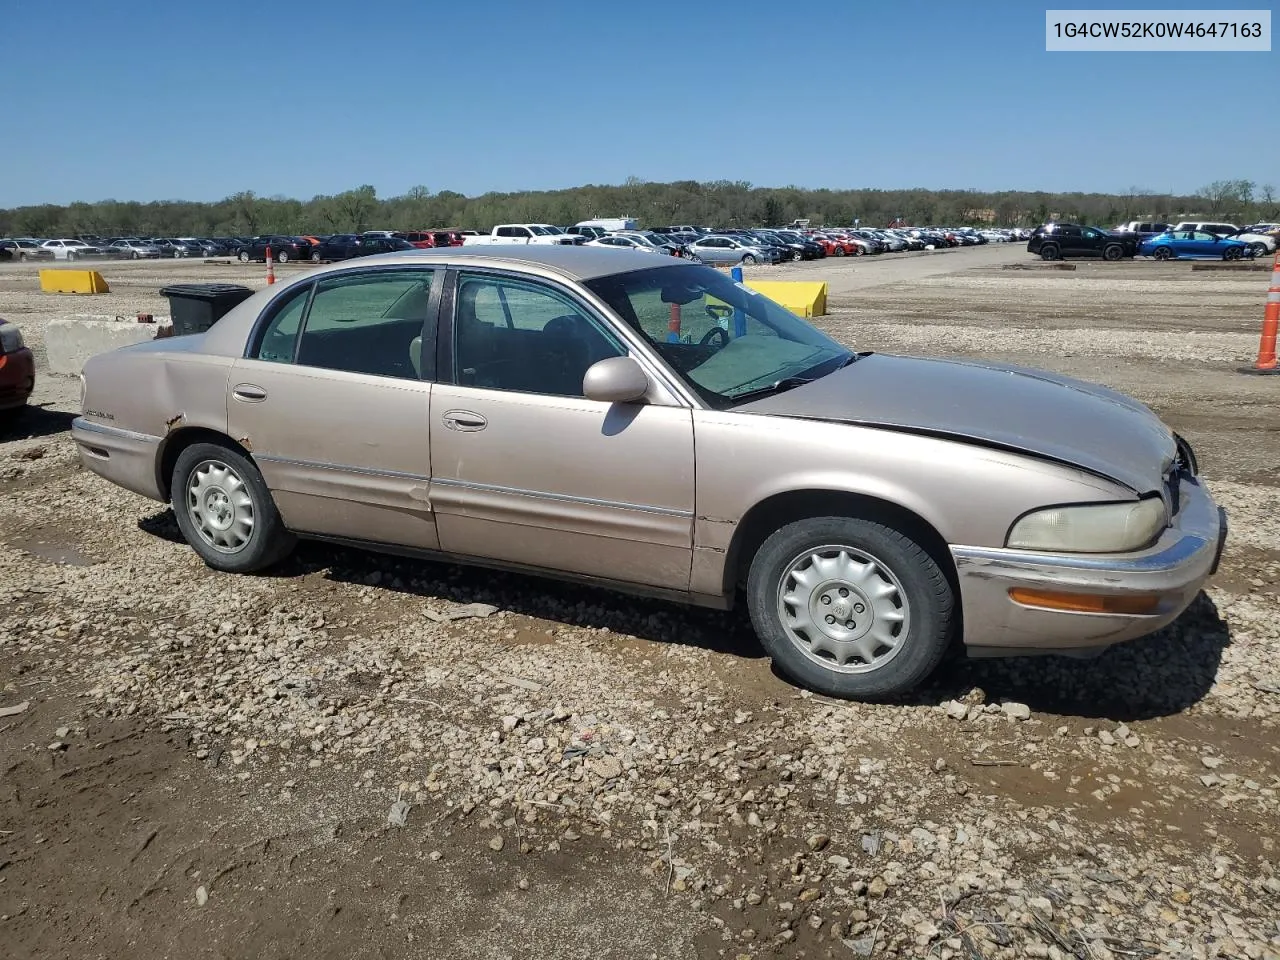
747 516 953 699
1102 244 1123 261
834 246 845 257
1153 246 1174 260
172 443 295 573
238 250 250 262
1039 244 1059 260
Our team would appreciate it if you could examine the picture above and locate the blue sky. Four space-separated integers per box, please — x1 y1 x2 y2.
2 1 1274 206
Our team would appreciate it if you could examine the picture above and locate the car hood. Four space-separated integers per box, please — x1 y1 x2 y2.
737 353 1175 492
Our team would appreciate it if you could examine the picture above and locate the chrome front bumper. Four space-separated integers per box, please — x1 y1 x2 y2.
71 417 164 502
951 475 1225 655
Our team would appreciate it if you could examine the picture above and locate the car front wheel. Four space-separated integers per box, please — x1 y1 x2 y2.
1153 246 1174 260
1039 244 1059 260
171 442 296 573
1224 248 1241 261
746 516 954 699
741 254 756 264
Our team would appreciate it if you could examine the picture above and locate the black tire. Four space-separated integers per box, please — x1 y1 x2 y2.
311 250 322 262
746 516 953 699
1039 243 1059 261
1246 242 1266 258
1153 246 1173 261
1102 244 1123 262
835 246 846 257
1224 247 1241 261
741 254 756 265
67 252 77 262
171 442 295 573
792 250 803 262
853 245 864 256
131 251 139 259
238 250 250 262
277 250 290 264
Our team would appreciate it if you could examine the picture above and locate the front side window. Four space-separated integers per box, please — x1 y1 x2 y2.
1082 228 1102 240
585 263 852 408
294 270 434 379
453 272 624 396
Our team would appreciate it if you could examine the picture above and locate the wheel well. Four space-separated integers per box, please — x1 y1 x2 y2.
722 490 957 600
157 427 251 500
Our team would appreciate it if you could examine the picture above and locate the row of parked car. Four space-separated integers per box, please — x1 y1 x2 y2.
0 223 1036 268
1026 220 1280 262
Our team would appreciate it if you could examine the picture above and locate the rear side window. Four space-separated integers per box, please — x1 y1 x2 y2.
254 284 312 363
297 270 435 380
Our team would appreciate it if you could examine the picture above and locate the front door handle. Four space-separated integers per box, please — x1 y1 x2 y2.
442 409 487 432
233 383 268 402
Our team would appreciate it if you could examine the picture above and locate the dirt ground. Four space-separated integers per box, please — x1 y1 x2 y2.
2 246 1278 960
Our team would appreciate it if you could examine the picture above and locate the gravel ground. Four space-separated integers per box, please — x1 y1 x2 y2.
2 246 1279 960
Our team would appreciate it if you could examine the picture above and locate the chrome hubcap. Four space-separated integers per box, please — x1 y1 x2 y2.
186 459 254 553
777 545 909 674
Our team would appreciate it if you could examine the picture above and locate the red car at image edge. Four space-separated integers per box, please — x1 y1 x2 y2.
0 318 36 420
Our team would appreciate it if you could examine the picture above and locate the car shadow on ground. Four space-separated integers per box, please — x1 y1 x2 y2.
297 541 767 662
130 512 1229 716
918 592 1230 722
0 406 76 442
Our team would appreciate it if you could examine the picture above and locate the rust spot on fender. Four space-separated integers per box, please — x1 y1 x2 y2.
238 436 253 451
164 412 185 431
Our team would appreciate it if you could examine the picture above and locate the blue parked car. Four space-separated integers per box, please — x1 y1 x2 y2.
1140 229 1253 261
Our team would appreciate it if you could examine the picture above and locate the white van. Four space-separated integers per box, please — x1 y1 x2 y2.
575 217 638 232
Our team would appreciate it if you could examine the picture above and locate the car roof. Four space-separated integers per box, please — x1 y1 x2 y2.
344 245 683 281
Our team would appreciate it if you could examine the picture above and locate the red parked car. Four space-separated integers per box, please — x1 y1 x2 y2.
0 318 35 422
393 231 438 249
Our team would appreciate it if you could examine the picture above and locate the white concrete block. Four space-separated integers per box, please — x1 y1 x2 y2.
45 315 174 376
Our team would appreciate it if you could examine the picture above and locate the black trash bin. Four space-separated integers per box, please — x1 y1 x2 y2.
160 283 256 337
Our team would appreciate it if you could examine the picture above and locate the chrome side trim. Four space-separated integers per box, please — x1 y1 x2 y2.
71 417 161 446
952 534 1210 576
253 453 430 482
430 476 694 518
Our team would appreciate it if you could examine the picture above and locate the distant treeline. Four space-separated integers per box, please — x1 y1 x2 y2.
1 178 1272 237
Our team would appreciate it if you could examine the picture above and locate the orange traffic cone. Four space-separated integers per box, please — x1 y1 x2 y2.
265 245 276 286
1240 250 1280 375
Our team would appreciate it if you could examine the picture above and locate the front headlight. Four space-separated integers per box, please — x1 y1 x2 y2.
1007 498 1168 553
0 323 24 354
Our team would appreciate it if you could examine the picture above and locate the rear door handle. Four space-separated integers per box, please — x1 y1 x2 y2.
233 383 268 402
442 409 487 432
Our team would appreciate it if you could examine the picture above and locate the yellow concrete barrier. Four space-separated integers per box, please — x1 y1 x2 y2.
744 280 827 318
39 269 110 294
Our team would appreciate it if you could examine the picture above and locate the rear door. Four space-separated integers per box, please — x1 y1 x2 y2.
427 269 695 589
227 267 443 549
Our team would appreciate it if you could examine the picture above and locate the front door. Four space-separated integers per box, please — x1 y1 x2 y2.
428 269 695 590
227 267 441 549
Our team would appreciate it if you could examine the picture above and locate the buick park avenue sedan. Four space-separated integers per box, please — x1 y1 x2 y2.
72 247 1225 699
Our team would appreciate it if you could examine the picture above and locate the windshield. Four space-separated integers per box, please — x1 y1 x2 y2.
584 263 852 407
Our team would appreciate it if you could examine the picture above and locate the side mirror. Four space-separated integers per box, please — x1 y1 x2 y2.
583 356 649 404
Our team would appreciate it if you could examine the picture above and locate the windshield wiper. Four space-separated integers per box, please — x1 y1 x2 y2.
730 375 816 404
729 354 859 405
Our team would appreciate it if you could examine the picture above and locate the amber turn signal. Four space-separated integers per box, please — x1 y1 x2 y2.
1008 588 1161 615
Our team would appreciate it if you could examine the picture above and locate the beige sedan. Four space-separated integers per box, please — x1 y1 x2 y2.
72 247 1225 699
